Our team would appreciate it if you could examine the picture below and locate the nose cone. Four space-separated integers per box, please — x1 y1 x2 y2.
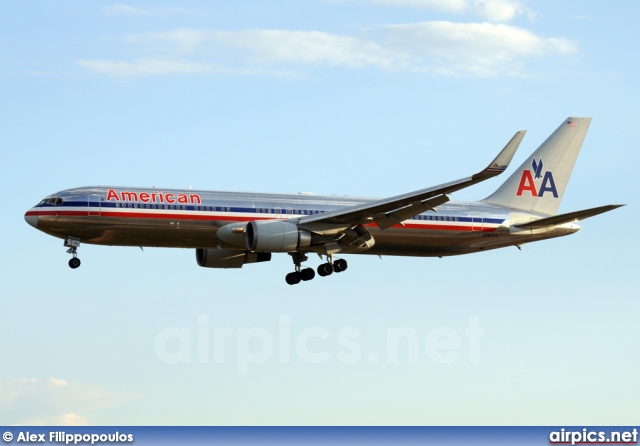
24 211 38 228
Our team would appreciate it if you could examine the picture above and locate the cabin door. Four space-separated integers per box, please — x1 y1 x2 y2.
88 194 101 216
471 214 483 231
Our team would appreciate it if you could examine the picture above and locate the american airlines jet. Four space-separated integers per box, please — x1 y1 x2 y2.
24 117 622 285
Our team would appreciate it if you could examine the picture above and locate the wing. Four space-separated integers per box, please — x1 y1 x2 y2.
299 130 526 231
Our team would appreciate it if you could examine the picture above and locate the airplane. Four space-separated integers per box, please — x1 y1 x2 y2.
24 117 623 285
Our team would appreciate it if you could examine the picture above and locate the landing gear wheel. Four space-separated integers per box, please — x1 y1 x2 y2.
285 272 301 285
317 263 333 277
333 258 348 273
300 268 315 281
68 257 81 269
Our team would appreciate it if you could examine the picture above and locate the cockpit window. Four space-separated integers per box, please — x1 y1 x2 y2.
39 197 63 206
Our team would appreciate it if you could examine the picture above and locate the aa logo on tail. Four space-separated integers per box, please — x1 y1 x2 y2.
516 158 558 198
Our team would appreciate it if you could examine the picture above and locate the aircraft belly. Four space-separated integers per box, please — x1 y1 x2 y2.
37 216 227 249
35 215 572 256
365 227 470 257
362 225 535 257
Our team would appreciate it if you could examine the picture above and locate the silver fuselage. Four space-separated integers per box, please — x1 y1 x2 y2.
24 186 579 257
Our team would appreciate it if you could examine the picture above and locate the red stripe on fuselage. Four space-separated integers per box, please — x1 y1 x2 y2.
26 209 499 232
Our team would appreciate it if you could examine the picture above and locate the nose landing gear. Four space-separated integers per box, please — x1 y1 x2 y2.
65 237 81 269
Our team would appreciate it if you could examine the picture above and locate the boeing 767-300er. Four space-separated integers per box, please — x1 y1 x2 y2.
25 117 623 285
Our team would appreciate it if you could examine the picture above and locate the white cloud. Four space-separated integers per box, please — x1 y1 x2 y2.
212 30 412 69
78 22 576 78
124 29 411 68
0 378 125 426
81 29 415 77
368 0 533 22
78 58 217 78
381 21 576 76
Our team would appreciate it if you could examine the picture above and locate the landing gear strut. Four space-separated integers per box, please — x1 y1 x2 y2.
65 237 81 269
286 253 316 285
285 253 348 285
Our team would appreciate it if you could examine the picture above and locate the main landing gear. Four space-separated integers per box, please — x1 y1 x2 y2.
285 253 348 285
285 253 315 285
65 237 81 269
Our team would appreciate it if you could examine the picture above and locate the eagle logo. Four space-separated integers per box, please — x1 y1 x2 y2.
532 158 544 179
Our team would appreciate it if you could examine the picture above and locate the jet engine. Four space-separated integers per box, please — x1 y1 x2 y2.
196 248 271 269
246 220 325 252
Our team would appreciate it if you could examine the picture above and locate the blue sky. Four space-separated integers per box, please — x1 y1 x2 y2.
1 0 638 425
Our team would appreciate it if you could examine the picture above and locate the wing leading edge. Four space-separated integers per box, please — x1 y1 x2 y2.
299 130 526 231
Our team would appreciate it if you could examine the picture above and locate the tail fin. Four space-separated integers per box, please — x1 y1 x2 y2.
482 117 591 215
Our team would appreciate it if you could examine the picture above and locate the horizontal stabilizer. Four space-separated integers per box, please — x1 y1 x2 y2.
513 204 624 229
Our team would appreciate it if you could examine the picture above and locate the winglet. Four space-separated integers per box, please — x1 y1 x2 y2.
476 130 526 179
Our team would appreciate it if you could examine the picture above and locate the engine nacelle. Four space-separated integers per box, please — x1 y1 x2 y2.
196 248 271 269
246 220 325 252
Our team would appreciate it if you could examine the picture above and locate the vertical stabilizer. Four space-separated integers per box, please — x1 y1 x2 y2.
482 117 591 216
